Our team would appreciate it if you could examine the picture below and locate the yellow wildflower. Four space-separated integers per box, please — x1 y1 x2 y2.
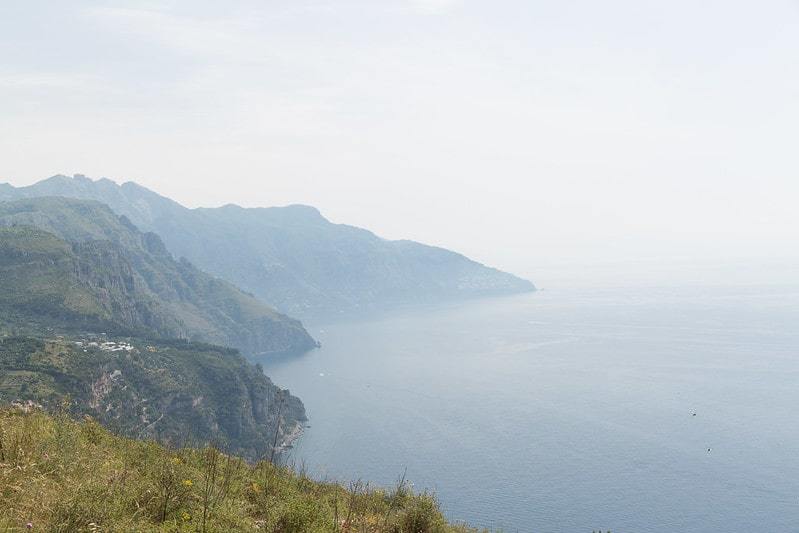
182 512 191 521
182 479 193 487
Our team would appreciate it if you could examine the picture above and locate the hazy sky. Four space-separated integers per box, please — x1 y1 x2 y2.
1 1 798 282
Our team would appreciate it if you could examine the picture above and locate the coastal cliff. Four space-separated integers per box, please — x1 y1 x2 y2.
0 336 305 460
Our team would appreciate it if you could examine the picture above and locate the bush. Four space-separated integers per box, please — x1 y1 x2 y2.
393 494 448 533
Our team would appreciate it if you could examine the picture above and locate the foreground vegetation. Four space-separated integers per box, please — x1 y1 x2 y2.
0 408 479 532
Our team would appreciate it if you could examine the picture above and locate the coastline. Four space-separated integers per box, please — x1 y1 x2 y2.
276 419 305 454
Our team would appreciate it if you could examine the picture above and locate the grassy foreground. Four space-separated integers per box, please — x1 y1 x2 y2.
0 408 480 533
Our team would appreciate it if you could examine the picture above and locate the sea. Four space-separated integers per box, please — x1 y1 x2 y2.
259 281 799 532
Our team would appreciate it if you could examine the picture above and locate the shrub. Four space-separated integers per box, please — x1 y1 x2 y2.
393 494 448 533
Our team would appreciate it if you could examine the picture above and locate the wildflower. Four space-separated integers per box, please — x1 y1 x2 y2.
26 523 33 530
182 479 193 487
171 457 182 465
182 512 191 521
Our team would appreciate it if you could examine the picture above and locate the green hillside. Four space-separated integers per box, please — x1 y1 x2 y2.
0 335 305 461
0 407 480 532
0 198 317 356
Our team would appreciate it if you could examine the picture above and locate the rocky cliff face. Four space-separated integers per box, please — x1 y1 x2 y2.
0 336 305 460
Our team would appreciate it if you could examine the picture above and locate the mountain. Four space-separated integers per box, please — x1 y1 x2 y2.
0 174 535 320
0 336 306 461
0 197 317 356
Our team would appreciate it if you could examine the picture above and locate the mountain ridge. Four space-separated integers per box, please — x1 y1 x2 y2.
1 174 535 320
0 197 313 459
0 197 318 356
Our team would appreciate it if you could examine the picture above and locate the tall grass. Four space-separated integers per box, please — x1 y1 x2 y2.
0 408 483 532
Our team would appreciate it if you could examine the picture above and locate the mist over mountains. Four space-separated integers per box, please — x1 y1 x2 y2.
1 174 535 320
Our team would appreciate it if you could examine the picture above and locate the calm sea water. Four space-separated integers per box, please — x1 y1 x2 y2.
259 284 799 532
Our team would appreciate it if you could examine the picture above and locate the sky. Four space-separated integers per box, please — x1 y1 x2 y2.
1 1 798 285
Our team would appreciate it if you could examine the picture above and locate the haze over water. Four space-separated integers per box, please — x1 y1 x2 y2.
261 281 799 532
